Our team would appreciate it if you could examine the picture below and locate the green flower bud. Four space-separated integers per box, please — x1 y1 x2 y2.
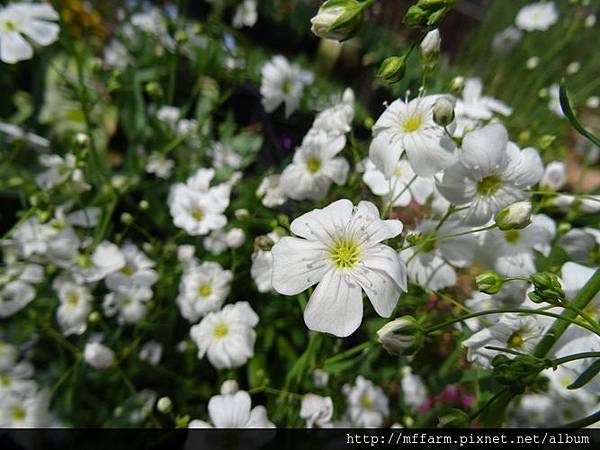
528 272 566 305
476 270 504 295
157 396 173 414
378 55 407 84
433 95 456 127
376 316 424 356
495 201 532 231
449 76 464 95
310 0 364 41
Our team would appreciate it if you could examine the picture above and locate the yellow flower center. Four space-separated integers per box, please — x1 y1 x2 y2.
11 405 26 422
120 264 135 276
504 230 521 243
198 283 212 298
394 166 404 178
2 20 17 32
281 78 292 94
360 395 373 409
330 238 361 269
66 293 79 306
213 322 229 338
476 175 502 196
191 208 204 221
507 331 524 348
402 114 423 133
306 156 321 174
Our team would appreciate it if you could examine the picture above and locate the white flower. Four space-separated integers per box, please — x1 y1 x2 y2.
312 88 355 136
260 55 313 118
146 153 174 179
105 243 158 291
369 95 457 178
462 313 543 368
437 123 544 225
203 390 274 427
168 169 232 236
209 142 242 170
343 376 389 427
0 122 49 150
313 369 330 389
491 26 522 53
220 380 239 395
68 241 126 283
54 278 92 336
0 389 51 427
104 39 129 69
362 158 434 207
0 2 59 64
84 342 115 370
420 29 441 58
190 302 258 370
232 0 257 28
540 161 566 190
547 83 564 117
482 214 555 276
103 284 153 325
177 261 233 323
516 2 558 32
456 78 512 122
272 199 406 337
157 396 173 414
35 153 90 192
300 394 334 428
0 281 35 318
280 129 349 201
551 193 600 213
203 228 245 255
257 174 287 208
401 367 427 410
139 341 163 365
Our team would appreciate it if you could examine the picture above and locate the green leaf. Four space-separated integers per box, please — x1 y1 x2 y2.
559 79 600 148
567 359 600 390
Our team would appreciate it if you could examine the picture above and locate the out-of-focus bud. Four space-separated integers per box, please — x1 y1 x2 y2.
310 0 364 41
84 342 115 370
540 161 566 191
420 28 441 58
378 55 407 84
528 272 566 305
449 76 464 96
226 228 245 248
495 201 532 231
404 0 455 28
433 95 456 127
157 396 173 413
537 134 556 151
139 200 150 211
234 208 250 221
220 380 239 395
88 311 101 323
120 212 133 226
376 316 424 356
475 270 504 295
75 132 90 148
145 81 163 98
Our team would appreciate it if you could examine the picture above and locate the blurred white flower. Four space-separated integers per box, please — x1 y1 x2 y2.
106 243 158 291
300 394 334 428
272 199 406 337
257 174 287 208
0 2 60 64
312 88 355 136
260 55 313 118
401 367 427 410
146 153 174 179
36 153 90 193
250 232 281 293
190 302 259 369
0 389 52 427
540 161 566 190
103 284 153 325
370 95 457 178
0 281 35 318
139 341 163 366
280 129 349 201
437 124 544 225
491 26 522 53
84 342 115 370
343 376 389 427
177 261 233 322
68 241 126 284
54 278 92 336
232 0 257 29
516 2 558 32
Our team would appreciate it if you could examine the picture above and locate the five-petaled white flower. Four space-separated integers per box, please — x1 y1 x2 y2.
272 199 407 337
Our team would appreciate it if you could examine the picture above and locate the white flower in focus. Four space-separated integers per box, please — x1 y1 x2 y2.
272 199 407 337
204 390 274 427
300 394 334 428
190 302 259 369
0 3 60 64
312 88 355 136
177 261 233 323
516 2 558 32
437 124 544 225
257 174 287 208
260 55 313 118
36 153 90 193
462 313 542 368
280 129 349 201
369 95 457 178
482 214 555 276
232 0 257 29
84 342 115 370
343 376 389 427
362 159 434 207
540 161 566 191
54 278 92 336
146 153 174 179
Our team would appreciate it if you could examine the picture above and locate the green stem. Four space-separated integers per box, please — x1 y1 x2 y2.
551 351 600 367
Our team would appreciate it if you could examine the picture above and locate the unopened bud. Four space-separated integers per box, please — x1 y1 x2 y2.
528 272 566 305
378 55 407 84
376 316 424 356
433 95 456 126
157 396 173 413
75 133 90 148
120 212 133 226
449 76 464 96
476 271 504 295
310 0 365 41
495 201 532 231
420 29 441 59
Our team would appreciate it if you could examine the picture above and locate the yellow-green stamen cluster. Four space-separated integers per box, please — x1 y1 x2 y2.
330 238 361 269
